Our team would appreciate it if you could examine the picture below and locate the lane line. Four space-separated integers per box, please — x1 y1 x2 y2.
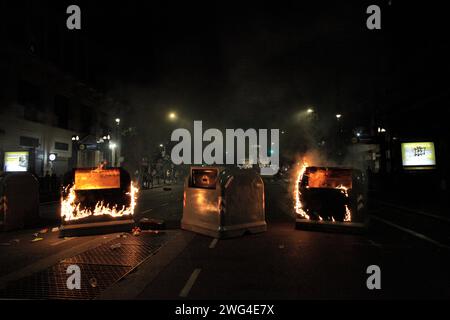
209 238 218 249
179 268 201 298
140 208 153 214
368 239 382 248
160 203 169 207
370 215 450 250
50 237 75 246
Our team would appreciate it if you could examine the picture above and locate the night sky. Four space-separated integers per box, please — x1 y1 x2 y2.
4 0 449 159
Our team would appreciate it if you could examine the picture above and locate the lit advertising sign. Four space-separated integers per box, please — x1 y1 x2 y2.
4 151 29 172
401 142 436 169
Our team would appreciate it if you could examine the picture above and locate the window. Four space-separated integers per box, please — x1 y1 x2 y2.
19 136 39 148
55 141 69 151
191 169 218 189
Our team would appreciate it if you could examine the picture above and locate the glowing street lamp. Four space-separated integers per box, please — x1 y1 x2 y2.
307 108 314 114
115 118 121 125
168 112 177 120
336 114 342 120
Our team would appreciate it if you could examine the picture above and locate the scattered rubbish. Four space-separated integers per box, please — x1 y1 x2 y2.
110 243 122 250
89 278 98 288
51 227 60 233
132 226 141 236
139 218 165 231
39 228 49 234
31 238 44 243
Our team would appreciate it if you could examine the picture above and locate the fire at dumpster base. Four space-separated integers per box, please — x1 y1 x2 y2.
61 183 138 222
60 167 138 223
294 160 352 223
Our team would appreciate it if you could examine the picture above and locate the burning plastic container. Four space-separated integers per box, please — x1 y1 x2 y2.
59 167 137 237
295 166 367 232
0 172 39 231
181 166 267 238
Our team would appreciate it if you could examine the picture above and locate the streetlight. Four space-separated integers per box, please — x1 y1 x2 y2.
159 144 164 148
307 108 314 114
115 118 121 125
336 114 342 120
109 142 117 150
168 112 177 120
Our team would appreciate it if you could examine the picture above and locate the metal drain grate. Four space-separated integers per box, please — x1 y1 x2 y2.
0 263 131 300
63 233 168 266
0 231 173 300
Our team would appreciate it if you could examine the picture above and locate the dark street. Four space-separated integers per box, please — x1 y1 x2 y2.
1 180 448 300
0 0 449 310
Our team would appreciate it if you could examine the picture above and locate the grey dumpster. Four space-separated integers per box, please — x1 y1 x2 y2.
0 172 40 231
181 166 267 238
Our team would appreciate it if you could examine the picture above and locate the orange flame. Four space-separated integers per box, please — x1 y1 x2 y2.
294 160 310 219
61 183 138 222
293 159 352 222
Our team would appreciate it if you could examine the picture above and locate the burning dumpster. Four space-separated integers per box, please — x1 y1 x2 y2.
294 164 367 233
181 166 266 238
59 166 138 237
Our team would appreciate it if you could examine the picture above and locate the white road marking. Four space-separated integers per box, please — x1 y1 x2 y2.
368 240 382 248
141 208 153 214
50 237 75 246
370 215 450 250
209 238 218 249
160 203 169 207
179 268 201 298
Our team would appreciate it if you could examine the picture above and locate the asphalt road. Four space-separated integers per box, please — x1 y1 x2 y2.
1 181 449 299
134 180 450 299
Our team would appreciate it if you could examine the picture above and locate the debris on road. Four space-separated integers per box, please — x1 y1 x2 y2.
110 243 122 250
132 226 141 236
31 237 44 243
89 278 98 288
139 218 165 230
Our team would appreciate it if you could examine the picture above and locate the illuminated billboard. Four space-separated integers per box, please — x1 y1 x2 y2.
4 151 29 172
401 142 436 169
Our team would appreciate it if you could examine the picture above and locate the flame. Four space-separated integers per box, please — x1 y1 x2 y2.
336 185 352 222
294 160 310 219
293 160 352 222
61 183 138 222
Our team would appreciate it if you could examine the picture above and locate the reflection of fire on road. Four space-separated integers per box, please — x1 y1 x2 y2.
61 167 138 222
293 159 352 222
